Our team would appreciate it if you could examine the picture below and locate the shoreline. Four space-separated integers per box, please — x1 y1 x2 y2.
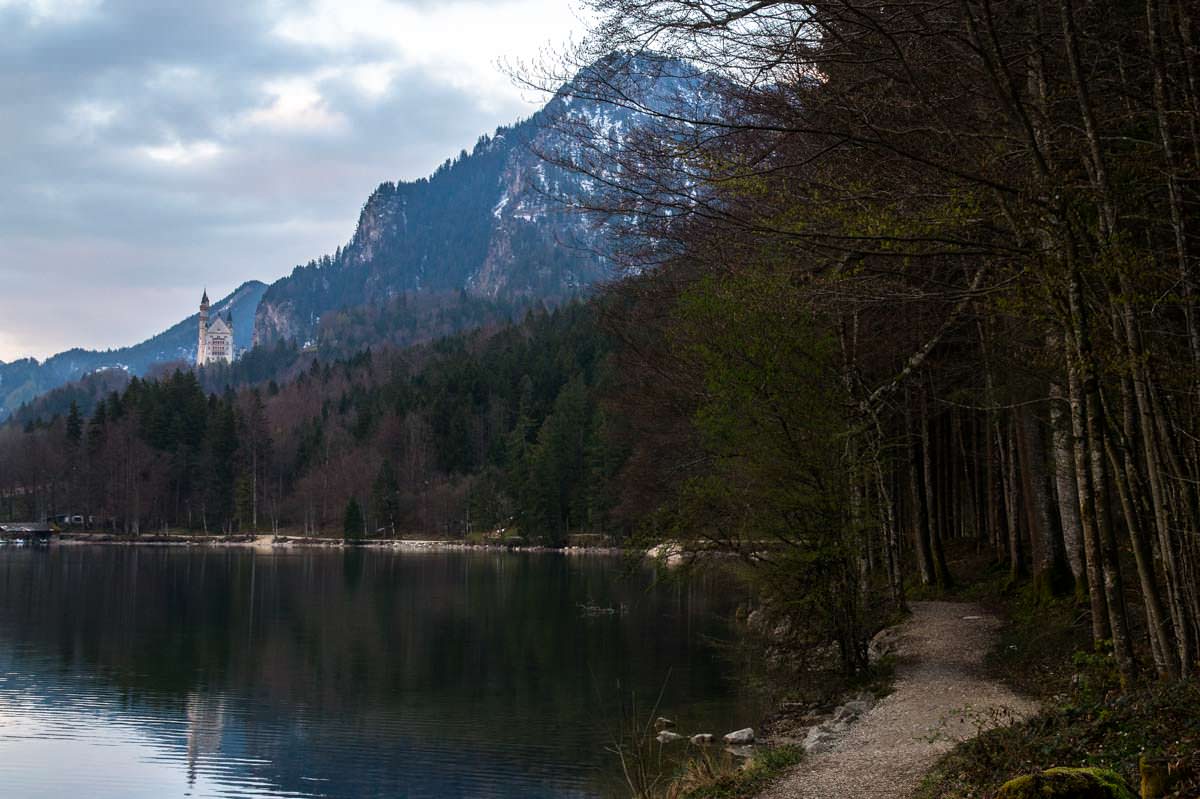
46 532 627 556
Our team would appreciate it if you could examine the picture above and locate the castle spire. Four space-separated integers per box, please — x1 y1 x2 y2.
198 289 210 367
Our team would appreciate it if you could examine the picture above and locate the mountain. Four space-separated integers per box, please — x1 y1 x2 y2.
0 281 266 419
0 54 716 420
253 53 718 347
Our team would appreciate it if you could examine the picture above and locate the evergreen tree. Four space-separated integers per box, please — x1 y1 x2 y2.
65 401 83 449
203 399 238 532
343 497 364 542
86 401 107 455
234 475 255 531
523 376 591 544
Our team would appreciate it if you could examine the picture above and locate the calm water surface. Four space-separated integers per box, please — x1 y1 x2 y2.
0 547 760 798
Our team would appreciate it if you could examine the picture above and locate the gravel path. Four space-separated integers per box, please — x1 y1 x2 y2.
760 601 1038 799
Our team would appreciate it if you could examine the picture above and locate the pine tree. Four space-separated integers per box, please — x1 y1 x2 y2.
86 402 107 455
65 401 83 449
343 497 364 542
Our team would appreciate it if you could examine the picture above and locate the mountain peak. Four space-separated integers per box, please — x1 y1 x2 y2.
252 54 709 349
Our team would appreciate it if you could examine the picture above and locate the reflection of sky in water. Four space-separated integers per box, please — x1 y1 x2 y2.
0 648 612 798
0 550 759 798
0 662 299 798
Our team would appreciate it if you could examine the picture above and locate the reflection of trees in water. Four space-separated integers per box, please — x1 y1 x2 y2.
0 549 754 798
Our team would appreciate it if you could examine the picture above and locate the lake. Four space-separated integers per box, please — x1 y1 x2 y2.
0 546 761 798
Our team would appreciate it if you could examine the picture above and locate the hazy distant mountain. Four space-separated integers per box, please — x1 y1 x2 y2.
253 54 717 347
0 281 266 419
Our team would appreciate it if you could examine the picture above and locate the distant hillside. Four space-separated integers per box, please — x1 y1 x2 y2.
0 281 266 419
6 289 547 429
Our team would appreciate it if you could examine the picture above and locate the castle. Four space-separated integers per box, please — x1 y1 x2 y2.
196 290 234 366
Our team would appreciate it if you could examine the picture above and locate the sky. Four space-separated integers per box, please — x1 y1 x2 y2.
0 0 585 362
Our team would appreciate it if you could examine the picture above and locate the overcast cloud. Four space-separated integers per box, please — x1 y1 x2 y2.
0 0 582 361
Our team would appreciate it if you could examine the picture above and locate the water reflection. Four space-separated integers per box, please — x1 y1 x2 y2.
0 548 758 798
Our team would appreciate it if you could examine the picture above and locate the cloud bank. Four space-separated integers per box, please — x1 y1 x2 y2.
0 0 580 360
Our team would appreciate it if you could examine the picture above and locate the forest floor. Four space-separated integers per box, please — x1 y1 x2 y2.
758 601 1038 799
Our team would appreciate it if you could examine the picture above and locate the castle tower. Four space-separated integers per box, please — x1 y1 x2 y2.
197 289 210 366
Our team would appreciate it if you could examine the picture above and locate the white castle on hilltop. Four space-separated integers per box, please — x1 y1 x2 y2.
197 290 234 366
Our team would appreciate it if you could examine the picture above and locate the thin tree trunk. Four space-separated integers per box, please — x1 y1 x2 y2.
1065 309 1111 645
1108 382 1179 680
1080 346 1138 684
921 391 952 588
1000 414 1024 582
1050 379 1086 588
1019 404 1067 597
906 395 936 586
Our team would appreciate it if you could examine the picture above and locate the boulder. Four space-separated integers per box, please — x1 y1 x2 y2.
689 733 714 745
834 699 872 722
723 727 756 745
655 731 684 744
868 627 901 662
803 725 839 755
996 768 1135 799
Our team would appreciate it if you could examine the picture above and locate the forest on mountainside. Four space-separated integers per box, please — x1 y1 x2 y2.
0 303 622 544
3 291 534 430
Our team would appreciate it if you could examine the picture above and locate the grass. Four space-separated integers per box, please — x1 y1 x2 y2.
914 676 1199 798
978 582 1092 699
668 745 805 799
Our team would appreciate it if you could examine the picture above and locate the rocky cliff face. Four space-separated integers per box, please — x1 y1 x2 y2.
253 54 716 348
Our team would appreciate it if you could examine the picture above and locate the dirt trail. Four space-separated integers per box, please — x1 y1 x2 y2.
760 601 1038 799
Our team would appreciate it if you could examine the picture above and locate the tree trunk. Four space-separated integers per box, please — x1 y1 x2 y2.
920 392 952 588
1050 377 1086 589
906 395 936 586
1000 414 1024 582
1019 404 1069 598
1065 310 1110 645
1107 386 1179 680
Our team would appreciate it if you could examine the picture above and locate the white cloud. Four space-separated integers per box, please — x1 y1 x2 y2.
141 139 224 165
0 0 585 362
273 0 586 110
236 77 348 134
347 62 398 100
